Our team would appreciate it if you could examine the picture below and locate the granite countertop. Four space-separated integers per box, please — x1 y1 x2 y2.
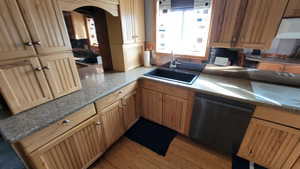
142 74 300 113
0 66 155 143
246 55 300 65
1 66 300 143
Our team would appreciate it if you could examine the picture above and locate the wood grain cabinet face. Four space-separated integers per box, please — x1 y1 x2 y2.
0 57 53 114
17 0 72 55
238 118 300 169
257 62 285 72
100 101 125 147
132 0 145 43
122 91 139 130
142 88 163 124
284 0 300 18
210 0 288 49
119 0 135 44
119 0 145 44
235 0 289 49
0 0 37 61
30 115 106 169
209 0 243 48
163 95 188 133
39 53 81 98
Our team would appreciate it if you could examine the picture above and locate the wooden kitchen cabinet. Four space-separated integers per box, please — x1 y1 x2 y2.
163 95 188 133
209 0 243 48
238 118 300 169
0 0 37 61
100 100 126 147
17 0 72 55
119 0 145 44
284 0 300 18
29 115 106 169
141 80 194 134
0 57 53 114
210 0 288 49
235 0 289 49
257 62 285 72
283 64 300 74
142 88 163 124
122 91 139 129
39 53 81 98
107 0 145 71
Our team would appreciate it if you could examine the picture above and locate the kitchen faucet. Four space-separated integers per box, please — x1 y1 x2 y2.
169 51 181 68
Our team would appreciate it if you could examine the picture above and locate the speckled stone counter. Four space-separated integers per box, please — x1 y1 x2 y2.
142 74 300 113
0 66 155 143
1 66 300 143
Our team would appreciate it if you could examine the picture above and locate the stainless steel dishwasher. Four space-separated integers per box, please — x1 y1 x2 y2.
189 93 255 156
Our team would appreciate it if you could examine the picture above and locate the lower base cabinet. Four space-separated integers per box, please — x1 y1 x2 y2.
163 95 188 133
142 88 163 124
100 100 126 147
238 118 300 169
29 115 106 169
123 91 139 129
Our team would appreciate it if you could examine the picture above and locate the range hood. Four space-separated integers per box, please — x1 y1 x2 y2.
275 18 300 39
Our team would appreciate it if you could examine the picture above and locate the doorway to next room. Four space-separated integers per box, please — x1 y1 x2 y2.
63 6 114 72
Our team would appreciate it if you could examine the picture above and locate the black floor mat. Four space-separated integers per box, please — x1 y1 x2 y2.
232 155 267 169
125 117 177 156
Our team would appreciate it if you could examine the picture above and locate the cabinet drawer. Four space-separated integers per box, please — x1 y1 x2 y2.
254 106 300 130
18 104 96 154
95 81 138 111
141 79 189 99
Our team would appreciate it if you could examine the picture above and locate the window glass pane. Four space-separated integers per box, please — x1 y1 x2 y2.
156 8 211 56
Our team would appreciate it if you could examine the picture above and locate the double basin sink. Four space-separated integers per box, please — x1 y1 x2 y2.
144 68 199 85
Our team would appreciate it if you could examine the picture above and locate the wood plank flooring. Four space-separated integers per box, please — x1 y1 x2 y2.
90 136 232 169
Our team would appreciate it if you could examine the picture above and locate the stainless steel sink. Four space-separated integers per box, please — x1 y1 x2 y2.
144 68 199 85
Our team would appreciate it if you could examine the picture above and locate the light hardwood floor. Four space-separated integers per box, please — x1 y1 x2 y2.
90 136 232 169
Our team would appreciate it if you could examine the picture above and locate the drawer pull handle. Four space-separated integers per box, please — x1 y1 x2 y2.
62 120 71 124
96 121 102 126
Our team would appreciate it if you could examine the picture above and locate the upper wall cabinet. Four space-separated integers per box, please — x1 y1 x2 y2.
0 0 37 61
210 0 289 50
18 0 72 55
284 0 300 18
235 0 289 49
209 0 243 48
119 0 145 44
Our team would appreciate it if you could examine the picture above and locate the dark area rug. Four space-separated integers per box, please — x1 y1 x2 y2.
125 117 177 156
232 155 267 169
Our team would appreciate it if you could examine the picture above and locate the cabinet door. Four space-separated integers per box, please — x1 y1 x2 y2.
142 88 163 124
162 95 188 133
235 0 288 49
0 57 52 114
120 0 135 44
39 53 81 98
257 62 284 72
30 115 106 169
100 101 125 147
122 91 139 129
283 64 300 74
209 0 243 48
0 0 36 61
238 118 300 169
17 0 71 55
133 0 145 43
284 0 300 18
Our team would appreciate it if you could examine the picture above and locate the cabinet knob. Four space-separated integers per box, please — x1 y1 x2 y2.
42 66 50 70
24 42 33 47
33 41 41 46
95 121 102 126
34 67 42 71
62 120 71 124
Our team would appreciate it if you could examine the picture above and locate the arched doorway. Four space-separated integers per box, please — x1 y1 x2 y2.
63 6 114 71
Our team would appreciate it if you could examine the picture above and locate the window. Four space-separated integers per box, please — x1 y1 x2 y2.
156 8 211 57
